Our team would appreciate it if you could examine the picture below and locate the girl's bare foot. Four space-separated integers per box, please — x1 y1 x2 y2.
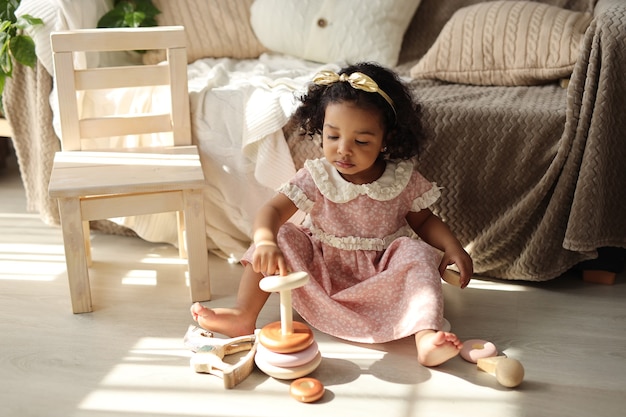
415 330 463 367
190 302 256 338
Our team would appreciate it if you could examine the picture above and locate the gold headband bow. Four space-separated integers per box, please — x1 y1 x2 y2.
312 70 396 117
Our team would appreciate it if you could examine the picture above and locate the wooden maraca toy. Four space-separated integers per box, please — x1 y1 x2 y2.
254 271 323 381
477 356 525 388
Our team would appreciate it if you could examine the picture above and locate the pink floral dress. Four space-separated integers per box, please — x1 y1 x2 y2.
244 158 445 343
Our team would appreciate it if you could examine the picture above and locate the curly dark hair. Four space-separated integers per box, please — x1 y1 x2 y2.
290 62 424 160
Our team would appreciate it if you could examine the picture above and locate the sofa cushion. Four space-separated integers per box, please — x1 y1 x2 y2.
143 0 267 64
409 1 592 86
249 0 422 67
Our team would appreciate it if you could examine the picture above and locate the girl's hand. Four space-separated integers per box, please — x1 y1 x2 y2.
439 247 473 289
252 242 289 276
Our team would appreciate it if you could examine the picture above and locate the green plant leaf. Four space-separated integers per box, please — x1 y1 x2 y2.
0 0 43 97
0 0 20 22
16 14 43 29
97 8 127 28
9 35 36 67
0 30 9 75
98 0 160 28
124 11 145 28
0 45 12 75
0 19 12 33
135 0 160 18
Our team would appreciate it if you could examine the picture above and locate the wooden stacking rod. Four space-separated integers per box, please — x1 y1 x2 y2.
48 27 211 313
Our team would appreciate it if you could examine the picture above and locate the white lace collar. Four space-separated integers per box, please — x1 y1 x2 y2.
304 158 414 203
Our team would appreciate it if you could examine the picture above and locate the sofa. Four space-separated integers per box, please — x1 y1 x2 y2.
6 0 625 281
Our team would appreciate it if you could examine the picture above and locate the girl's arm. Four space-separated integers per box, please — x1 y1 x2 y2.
251 193 299 276
406 209 473 288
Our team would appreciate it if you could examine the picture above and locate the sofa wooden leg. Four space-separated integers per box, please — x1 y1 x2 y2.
582 270 617 285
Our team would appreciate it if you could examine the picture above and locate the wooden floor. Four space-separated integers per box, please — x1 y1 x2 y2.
1 147 625 417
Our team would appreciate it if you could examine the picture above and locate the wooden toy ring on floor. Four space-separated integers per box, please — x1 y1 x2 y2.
460 339 498 363
290 377 325 403
256 340 319 367
255 351 322 380
259 321 314 353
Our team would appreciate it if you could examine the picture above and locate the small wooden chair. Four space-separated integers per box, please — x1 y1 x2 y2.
48 27 210 313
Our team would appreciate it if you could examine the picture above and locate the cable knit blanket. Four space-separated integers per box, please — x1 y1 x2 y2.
4 0 625 280
398 0 626 280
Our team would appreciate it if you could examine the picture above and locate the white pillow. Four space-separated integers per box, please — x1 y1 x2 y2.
250 0 422 67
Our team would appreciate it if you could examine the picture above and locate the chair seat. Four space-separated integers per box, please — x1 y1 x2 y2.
48 146 205 198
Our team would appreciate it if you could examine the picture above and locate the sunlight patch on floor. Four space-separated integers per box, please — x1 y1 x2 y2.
0 242 66 281
139 254 188 265
76 336 232 416
121 269 158 286
467 280 531 292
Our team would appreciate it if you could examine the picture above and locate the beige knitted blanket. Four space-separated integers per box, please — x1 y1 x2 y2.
401 0 626 280
3 60 136 237
5 0 625 281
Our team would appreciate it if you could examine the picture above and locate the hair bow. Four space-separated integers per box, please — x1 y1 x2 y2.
312 70 396 117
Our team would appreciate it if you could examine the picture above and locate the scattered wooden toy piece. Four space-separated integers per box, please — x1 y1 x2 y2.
185 325 258 389
290 377 325 403
460 339 498 363
582 270 616 285
442 269 462 287
477 355 525 388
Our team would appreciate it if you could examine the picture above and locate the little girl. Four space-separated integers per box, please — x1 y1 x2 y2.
191 62 473 367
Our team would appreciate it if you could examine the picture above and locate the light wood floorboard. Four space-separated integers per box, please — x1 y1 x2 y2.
1 147 625 417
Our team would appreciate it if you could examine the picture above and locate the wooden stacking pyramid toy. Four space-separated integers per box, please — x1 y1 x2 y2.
255 272 322 379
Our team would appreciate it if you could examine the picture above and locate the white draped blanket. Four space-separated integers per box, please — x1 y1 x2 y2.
75 55 334 260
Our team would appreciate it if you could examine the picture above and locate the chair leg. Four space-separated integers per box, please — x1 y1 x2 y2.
58 197 93 313
176 210 187 259
83 220 92 267
182 189 211 302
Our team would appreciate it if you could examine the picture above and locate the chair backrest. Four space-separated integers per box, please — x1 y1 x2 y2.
50 26 191 151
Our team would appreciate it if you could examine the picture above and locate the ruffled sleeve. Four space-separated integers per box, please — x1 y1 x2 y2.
410 183 441 211
277 166 317 213
278 183 314 213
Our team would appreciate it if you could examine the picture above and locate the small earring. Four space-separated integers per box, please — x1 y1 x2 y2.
381 146 387 153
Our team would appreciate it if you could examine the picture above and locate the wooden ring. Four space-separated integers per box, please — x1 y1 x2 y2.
259 271 309 293
259 321 314 353
460 339 498 363
255 351 322 380
290 377 325 403
256 340 319 368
